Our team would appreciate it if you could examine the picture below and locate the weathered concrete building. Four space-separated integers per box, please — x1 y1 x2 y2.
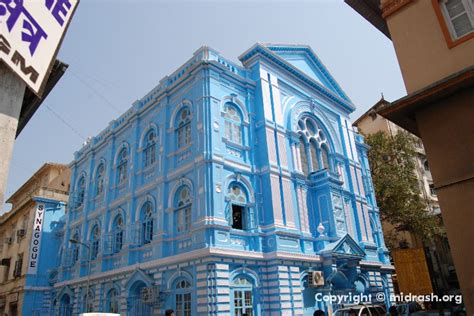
0 163 69 316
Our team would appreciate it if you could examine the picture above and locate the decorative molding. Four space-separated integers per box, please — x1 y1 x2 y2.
381 0 414 18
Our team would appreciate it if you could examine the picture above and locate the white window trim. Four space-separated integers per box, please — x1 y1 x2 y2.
440 0 474 40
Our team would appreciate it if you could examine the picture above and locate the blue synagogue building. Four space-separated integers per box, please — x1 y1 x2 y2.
52 44 394 316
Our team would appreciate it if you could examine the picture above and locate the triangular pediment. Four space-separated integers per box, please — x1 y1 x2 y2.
321 234 366 258
265 44 351 102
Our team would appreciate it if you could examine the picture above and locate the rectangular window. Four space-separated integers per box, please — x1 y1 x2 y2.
144 145 155 167
440 0 474 39
234 289 253 316
177 207 191 233
232 205 244 230
429 183 437 196
176 293 191 316
13 254 22 278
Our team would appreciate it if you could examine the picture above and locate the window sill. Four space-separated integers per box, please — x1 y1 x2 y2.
167 143 193 158
222 138 250 151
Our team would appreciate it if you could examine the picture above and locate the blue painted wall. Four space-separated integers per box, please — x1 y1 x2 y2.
48 44 393 316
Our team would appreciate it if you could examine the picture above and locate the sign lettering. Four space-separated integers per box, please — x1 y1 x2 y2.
27 203 45 275
0 0 79 95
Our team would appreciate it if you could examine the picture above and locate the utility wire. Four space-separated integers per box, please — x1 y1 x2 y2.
69 69 122 115
45 105 86 141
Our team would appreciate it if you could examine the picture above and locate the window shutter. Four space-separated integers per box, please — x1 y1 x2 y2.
103 233 113 255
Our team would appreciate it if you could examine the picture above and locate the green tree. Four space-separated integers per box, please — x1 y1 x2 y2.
365 131 442 249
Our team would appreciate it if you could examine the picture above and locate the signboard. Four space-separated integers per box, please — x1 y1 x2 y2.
0 0 79 95
27 203 45 274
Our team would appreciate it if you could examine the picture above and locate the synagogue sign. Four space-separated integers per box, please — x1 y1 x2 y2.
0 0 79 95
27 203 45 275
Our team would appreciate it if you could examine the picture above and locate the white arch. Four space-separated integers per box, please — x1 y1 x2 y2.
113 142 130 166
223 174 255 203
92 158 107 179
138 122 159 149
230 267 260 287
135 194 156 222
169 99 193 129
220 95 249 124
167 269 193 290
285 100 342 153
167 178 193 208
108 207 126 231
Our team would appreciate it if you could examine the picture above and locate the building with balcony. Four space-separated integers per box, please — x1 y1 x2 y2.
354 98 459 299
0 163 69 316
54 44 393 316
345 0 474 312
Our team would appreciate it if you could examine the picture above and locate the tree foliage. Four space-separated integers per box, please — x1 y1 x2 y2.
365 131 442 248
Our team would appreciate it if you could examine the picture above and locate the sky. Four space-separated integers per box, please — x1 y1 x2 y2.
4 0 406 211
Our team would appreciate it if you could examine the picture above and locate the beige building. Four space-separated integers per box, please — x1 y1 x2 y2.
354 99 459 298
0 163 70 316
346 0 474 312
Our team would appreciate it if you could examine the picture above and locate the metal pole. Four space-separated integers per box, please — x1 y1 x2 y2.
0 64 26 212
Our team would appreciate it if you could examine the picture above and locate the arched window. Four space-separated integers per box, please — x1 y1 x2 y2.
296 116 332 176
310 140 319 171
321 145 330 169
83 290 94 313
90 225 100 260
117 148 128 184
228 184 250 230
72 230 80 263
231 276 255 316
113 215 124 253
175 187 191 233
143 130 156 168
141 202 154 244
175 279 191 316
299 136 309 176
96 163 105 196
59 294 72 316
107 288 119 313
77 176 86 207
224 103 243 145
176 108 191 148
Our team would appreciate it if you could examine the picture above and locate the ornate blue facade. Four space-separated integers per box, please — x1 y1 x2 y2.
53 44 393 316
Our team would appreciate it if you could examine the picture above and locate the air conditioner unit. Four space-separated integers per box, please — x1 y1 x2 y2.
4 237 12 245
308 271 324 287
16 229 26 238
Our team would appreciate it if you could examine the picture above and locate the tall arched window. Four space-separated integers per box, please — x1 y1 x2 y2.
90 225 100 260
176 108 191 148
310 140 319 171
231 276 255 316
113 215 124 253
224 103 243 145
96 163 105 196
117 148 128 184
83 290 94 313
77 176 86 207
299 136 309 176
228 183 250 230
175 279 192 316
321 144 330 169
143 130 156 168
175 187 191 233
107 288 119 313
141 202 154 244
296 116 332 176
72 230 80 263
